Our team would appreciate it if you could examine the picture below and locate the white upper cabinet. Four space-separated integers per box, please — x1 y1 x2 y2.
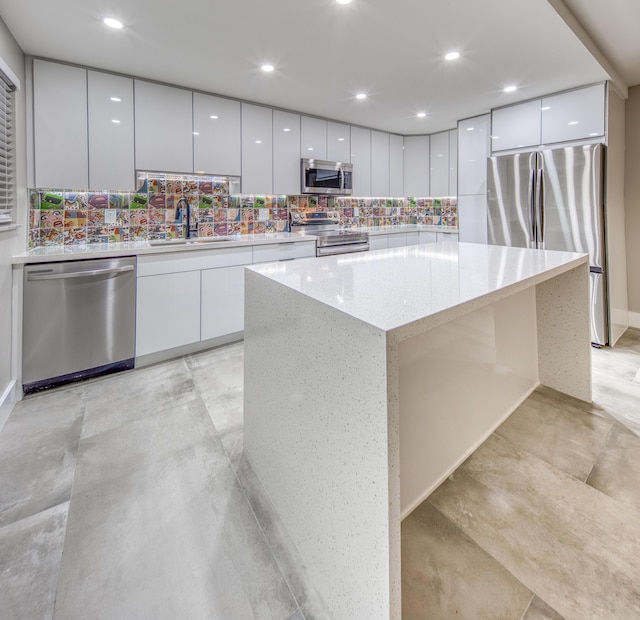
449 129 458 196
134 81 193 173
389 134 404 197
273 110 301 195
491 100 541 152
351 126 371 196
88 71 134 190
429 131 449 196
193 93 241 176
327 122 350 162
241 103 273 194
457 114 490 195
371 131 390 196
33 60 88 189
541 83 605 144
301 116 327 161
403 135 429 196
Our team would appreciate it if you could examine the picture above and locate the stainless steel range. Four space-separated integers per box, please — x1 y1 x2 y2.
290 211 369 257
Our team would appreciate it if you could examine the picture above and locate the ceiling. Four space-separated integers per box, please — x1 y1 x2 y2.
0 0 630 135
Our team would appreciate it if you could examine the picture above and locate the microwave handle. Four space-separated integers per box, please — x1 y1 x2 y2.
339 167 344 191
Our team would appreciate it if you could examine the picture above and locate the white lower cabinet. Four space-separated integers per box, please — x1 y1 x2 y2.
387 233 407 248
252 241 315 263
201 265 245 341
369 235 388 251
136 270 201 357
437 231 459 242
418 231 437 244
405 231 420 246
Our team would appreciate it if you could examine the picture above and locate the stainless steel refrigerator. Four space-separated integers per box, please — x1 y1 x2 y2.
487 143 607 345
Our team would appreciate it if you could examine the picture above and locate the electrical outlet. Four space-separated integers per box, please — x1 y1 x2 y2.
258 208 269 222
104 209 117 224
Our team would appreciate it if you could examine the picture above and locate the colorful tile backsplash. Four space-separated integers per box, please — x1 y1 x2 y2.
28 172 458 248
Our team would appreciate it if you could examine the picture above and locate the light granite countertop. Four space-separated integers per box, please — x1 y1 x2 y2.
12 225 458 265
248 242 587 335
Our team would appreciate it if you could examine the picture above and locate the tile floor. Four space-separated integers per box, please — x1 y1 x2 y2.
1 331 639 619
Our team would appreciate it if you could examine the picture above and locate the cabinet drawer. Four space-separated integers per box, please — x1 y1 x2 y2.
405 231 420 246
437 232 459 242
418 231 437 244
369 235 388 251
252 241 316 263
138 246 253 276
387 233 407 248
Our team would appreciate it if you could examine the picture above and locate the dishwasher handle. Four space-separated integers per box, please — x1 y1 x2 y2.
26 264 135 281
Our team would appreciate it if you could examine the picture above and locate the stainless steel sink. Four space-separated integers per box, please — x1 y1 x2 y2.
149 237 238 247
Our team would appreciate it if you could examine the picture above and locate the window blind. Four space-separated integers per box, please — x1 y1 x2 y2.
0 71 15 227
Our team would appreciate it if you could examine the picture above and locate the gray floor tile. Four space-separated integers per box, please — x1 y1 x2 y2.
187 342 244 434
0 502 68 620
285 609 305 620
429 434 640 620
586 422 640 513
523 596 566 619
0 389 83 527
81 358 198 438
496 386 613 480
591 346 640 382
54 399 297 620
220 426 244 472
402 501 532 620
591 368 640 435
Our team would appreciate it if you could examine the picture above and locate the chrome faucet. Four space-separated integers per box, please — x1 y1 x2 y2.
175 197 194 239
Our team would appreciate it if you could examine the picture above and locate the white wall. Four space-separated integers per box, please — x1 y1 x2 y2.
0 17 26 427
625 86 640 330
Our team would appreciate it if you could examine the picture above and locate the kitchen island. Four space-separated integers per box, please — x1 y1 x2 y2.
243 242 591 619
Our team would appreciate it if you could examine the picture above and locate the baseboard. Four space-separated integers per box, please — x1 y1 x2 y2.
0 379 17 433
628 312 640 330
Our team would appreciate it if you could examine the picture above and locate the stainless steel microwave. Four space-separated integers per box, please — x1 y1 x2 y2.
301 159 353 195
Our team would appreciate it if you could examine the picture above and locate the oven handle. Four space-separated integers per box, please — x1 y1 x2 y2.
26 265 135 281
339 168 345 192
317 243 370 257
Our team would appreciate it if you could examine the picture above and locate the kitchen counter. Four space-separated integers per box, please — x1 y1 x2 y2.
242 242 591 619
11 225 457 264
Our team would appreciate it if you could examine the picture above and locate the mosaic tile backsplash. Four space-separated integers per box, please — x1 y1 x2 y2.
28 172 458 248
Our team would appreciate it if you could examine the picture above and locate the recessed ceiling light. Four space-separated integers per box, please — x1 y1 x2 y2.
110 97 121 102
568 121 578 125
541 106 551 111
255 140 262 144
338 137 345 141
283 128 291 132
111 119 120 124
210 115 218 119
261 64 274 73
336 0 352 4
491 136 499 139
416 112 427 118
102 17 123 29
445 52 460 61
356 93 367 100
589 132 599 136
193 132 200 135
466 127 475 131
308 147 314 151
503 85 517 93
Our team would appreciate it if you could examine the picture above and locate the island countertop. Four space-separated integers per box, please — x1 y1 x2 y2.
248 241 588 337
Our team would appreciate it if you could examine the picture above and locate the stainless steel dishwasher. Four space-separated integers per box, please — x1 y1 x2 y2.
22 256 136 393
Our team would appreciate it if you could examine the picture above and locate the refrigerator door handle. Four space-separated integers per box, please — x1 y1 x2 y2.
536 168 544 245
529 169 537 245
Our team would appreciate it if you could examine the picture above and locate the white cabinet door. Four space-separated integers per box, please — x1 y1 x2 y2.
418 231 437 244
457 114 490 195
369 234 388 251
351 126 371 196
201 265 245 340
252 241 316 263
403 135 429 196
406 231 420 246
327 122 350 162
437 231 459 242
389 134 404 197
387 232 406 248
136 271 201 356
242 103 273 194
491 100 541 152
273 110 301 195
193 93 241 176
135 81 193 173
88 71 134 190
458 194 488 244
301 116 327 161
541 84 605 144
371 131 390 196
448 129 458 197
429 131 449 196
33 60 88 189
